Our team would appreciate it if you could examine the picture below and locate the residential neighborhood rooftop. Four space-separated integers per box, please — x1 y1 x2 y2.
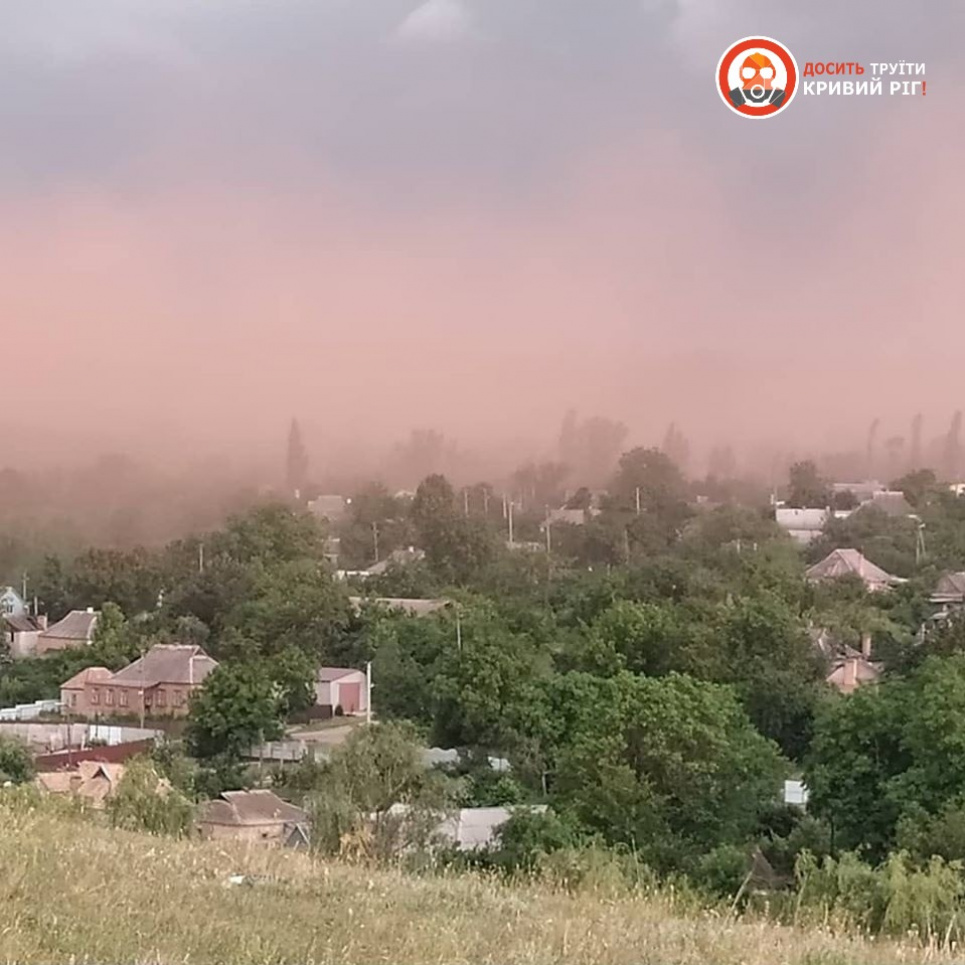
805 548 903 591
110 645 219 688
200 789 308 827
39 609 98 642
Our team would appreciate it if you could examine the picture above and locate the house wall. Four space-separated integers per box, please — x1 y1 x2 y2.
315 672 367 714
10 630 39 658
65 683 197 720
37 635 87 656
198 822 289 844
0 589 26 620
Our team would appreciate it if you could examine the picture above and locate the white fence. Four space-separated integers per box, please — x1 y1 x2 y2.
0 699 61 721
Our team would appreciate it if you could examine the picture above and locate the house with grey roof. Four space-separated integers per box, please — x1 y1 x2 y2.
348 596 449 618
805 548 903 592
37 608 99 655
932 572 965 606
775 508 829 545
2 612 47 658
197 789 308 846
383 804 548 852
315 666 369 716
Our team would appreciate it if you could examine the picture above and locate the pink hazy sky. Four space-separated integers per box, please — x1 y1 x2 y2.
1 0 962 471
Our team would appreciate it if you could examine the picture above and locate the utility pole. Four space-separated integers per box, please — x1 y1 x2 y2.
635 487 641 515
463 488 469 516
372 522 380 564
365 661 372 725
198 541 205 575
21 572 27 602
508 499 515 547
139 646 146 731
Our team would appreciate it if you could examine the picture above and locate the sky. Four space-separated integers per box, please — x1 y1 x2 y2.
1 0 963 473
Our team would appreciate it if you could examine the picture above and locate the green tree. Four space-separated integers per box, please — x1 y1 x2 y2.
609 447 688 515
186 662 285 760
0 735 34 784
551 671 785 865
309 721 455 859
226 559 350 658
786 460 830 509
107 757 194 837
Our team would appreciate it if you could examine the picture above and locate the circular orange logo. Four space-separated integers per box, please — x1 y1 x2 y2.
717 37 798 119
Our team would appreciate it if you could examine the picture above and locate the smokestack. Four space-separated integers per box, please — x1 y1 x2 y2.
861 632 872 659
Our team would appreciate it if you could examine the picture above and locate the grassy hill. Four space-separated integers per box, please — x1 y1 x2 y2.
0 803 954 965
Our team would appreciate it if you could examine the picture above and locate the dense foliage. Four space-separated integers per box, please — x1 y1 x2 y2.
6 448 965 925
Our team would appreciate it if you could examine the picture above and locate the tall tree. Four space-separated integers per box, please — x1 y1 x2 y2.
944 411 962 481
786 460 830 509
285 418 309 499
910 413 923 471
662 422 691 472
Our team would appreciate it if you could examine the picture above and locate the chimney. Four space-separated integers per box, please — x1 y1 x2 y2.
861 632 872 659
86 607 94 614
35 614 48 631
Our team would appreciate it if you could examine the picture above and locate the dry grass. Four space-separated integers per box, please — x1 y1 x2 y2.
0 805 956 965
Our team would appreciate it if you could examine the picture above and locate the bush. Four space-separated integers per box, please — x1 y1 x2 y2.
793 849 965 942
0 735 34 785
107 758 195 838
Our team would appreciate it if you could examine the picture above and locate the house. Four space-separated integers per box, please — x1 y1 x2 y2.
383 804 547 852
852 490 914 518
315 667 368 716
197 789 309 846
812 628 882 694
2 613 47 658
542 508 589 528
364 547 425 577
775 508 829 545
832 480 886 503
60 644 218 719
932 572 965 605
0 586 27 620
805 548 903 592
307 495 348 523
36 608 99 655
348 597 449 618
34 760 126 808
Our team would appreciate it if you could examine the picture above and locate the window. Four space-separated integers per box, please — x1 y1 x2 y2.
105 690 114 706
90 689 99 705
173 690 185 707
70 693 77 708
156 690 167 708
1 600 13 615
119 690 128 708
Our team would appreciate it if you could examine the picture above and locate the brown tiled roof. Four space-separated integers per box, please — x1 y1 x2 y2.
110 645 218 688
40 610 98 642
200 789 307 827
805 549 900 588
3 615 40 633
61 666 112 690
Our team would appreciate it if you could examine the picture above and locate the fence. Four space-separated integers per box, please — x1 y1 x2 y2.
0 699 61 721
